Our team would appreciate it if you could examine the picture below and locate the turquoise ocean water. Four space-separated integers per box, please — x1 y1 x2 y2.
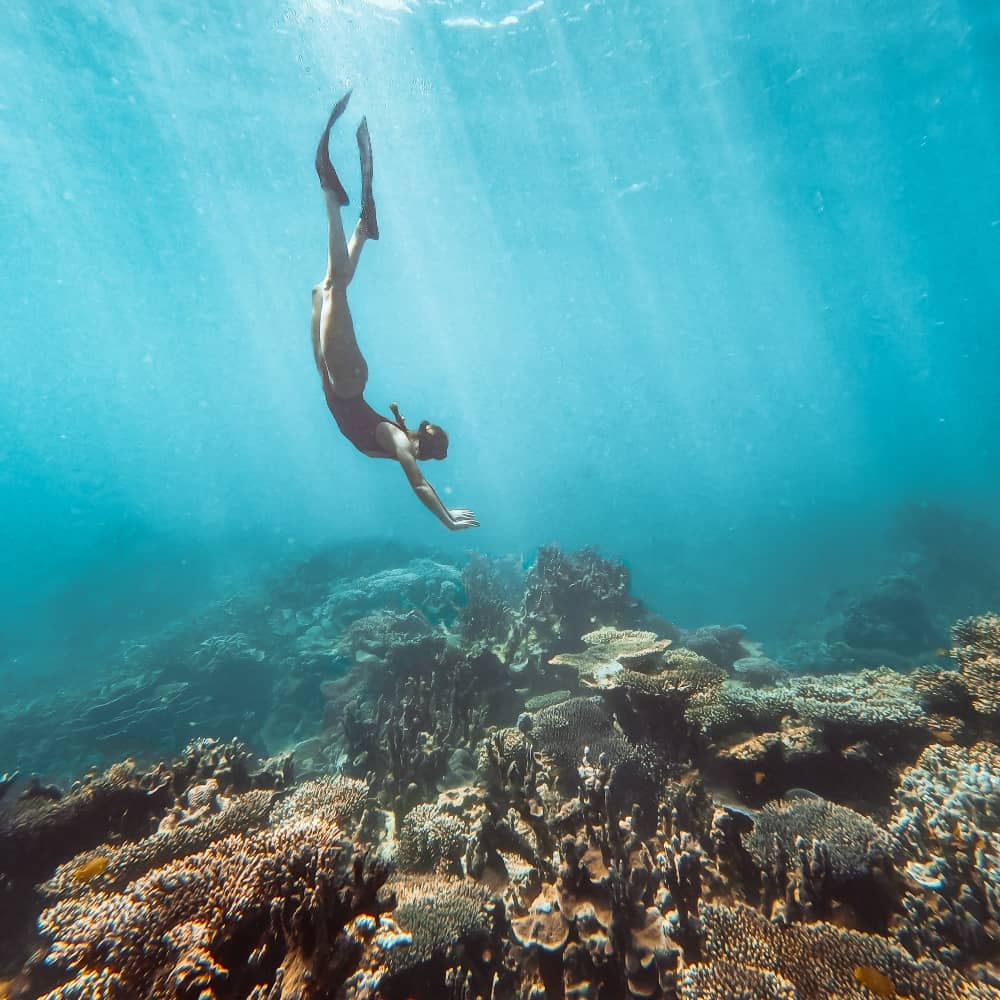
2 0 999 684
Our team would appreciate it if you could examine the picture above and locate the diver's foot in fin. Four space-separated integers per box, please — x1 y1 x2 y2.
357 116 379 240
315 91 352 204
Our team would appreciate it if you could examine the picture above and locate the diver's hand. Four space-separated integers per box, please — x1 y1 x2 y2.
447 508 480 531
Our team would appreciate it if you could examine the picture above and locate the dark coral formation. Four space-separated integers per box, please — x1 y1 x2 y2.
833 573 941 656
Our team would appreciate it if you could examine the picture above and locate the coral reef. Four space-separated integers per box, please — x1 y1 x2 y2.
5 545 1000 997
677 624 750 671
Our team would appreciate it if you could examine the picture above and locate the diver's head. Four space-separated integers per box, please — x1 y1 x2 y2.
417 420 449 460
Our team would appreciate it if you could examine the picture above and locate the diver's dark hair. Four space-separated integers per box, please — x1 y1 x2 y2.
418 420 449 460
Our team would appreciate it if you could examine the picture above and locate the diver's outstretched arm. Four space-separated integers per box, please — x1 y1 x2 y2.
377 425 479 530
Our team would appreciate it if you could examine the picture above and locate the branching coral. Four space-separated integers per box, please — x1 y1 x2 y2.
396 802 469 875
457 552 526 655
385 874 497 973
789 669 925 734
678 959 797 1000
889 741 1000 965
952 613 1000 716
270 775 370 830
336 647 508 817
345 874 498 998
336 609 438 663
0 761 172 952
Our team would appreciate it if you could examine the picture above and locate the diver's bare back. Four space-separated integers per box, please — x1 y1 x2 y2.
311 93 478 532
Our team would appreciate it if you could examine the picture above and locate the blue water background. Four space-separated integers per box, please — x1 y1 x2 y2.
2 0 999 684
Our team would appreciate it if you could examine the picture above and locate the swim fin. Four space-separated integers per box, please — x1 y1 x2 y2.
357 116 379 240
315 91 352 205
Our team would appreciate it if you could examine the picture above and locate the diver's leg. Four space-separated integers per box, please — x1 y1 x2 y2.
314 96 369 396
318 193 369 397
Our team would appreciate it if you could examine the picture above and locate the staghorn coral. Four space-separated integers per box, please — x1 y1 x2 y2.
696 901 1000 1000
889 742 1000 965
952 613 1000 716
38 814 390 1000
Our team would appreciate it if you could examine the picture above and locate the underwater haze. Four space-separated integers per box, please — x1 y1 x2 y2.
3 0 1000 680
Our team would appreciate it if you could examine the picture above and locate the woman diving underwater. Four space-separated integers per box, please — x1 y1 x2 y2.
311 92 479 531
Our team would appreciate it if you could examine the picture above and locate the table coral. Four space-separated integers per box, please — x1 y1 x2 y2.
548 628 671 686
